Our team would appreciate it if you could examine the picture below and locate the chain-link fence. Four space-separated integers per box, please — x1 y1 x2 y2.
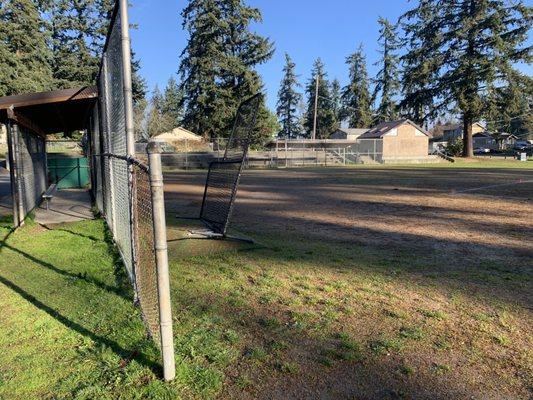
132 162 160 342
88 0 174 379
7 123 47 226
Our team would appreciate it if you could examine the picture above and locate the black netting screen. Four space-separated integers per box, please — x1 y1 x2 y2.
199 94 262 235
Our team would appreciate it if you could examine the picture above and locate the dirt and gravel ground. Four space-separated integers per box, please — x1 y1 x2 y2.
162 164 532 399
164 165 532 274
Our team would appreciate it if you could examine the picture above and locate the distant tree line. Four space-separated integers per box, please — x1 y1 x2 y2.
0 0 147 135
1 0 530 155
276 1 532 157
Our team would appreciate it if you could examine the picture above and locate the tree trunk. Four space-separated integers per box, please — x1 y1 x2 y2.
463 116 473 157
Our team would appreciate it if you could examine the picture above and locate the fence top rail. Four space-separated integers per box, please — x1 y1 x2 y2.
98 152 149 172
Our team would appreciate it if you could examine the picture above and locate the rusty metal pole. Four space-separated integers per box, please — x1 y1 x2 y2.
147 141 176 381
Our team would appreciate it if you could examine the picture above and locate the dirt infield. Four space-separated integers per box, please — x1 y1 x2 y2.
163 165 533 399
164 165 532 267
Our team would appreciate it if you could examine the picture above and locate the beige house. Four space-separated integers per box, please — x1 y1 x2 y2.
357 119 429 163
153 127 202 143
442 122 485 142
330 128 368 141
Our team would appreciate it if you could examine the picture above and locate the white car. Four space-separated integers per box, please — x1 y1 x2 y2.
474 147 491 154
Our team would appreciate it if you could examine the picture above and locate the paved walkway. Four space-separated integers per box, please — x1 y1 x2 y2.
35 189 93 225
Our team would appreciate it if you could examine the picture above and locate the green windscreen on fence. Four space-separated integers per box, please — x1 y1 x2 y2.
48 155 90 189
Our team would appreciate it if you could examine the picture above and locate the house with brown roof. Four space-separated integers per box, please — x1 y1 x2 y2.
357 119 431 163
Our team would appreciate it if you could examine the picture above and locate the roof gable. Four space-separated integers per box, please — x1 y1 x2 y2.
359 119 428 139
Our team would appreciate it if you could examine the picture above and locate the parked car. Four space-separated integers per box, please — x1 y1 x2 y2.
474 147 491 154
514 141 530 151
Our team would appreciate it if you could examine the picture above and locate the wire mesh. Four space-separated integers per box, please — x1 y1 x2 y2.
10 125 47 224
132 163 160 342
96 6 134 280
200 94 262 235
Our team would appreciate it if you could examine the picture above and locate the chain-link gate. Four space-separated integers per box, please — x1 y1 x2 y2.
7 122 47 226
88 0 175 380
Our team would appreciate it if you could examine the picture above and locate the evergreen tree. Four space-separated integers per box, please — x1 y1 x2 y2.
162 76 184 130
486 72 533 136
304 58 337 139
179 0 274 141
50 0 102 88
0 0 54 96
331 79 342 125
401 0 532 157
342 45 373 128
372 17 400 124
399 0 442 126
276 53 302 139
179 0 222 138
131 51 148 140
147 86 171 137
131 50 147 105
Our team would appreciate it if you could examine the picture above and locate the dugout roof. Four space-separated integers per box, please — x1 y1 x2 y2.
0 86 98 135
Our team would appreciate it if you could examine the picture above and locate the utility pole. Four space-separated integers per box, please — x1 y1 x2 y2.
312 74 319 140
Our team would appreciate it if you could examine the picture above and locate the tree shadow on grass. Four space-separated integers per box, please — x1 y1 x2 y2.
0 235 130 301
0 219 161 376
0 274 160 374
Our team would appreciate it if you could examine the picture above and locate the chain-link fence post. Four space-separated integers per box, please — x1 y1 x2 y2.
147 141 176 381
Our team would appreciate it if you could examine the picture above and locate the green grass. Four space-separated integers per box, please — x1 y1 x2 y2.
0 218 232 399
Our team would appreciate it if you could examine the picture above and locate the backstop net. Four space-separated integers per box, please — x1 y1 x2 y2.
7 122 47 226
199 94 262 235
88 0 164 347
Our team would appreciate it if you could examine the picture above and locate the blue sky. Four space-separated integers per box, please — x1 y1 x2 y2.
129 0 532 111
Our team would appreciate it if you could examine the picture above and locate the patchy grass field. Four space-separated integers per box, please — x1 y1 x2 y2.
164 160 533 399
0 160 532 399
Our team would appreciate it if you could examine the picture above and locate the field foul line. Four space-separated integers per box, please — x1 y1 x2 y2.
452 179 533 194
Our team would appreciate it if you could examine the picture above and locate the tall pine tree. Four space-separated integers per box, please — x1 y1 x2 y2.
304 58 337 139
162 76 184 130
342 45 373 128
372 17 400 124
331 78 342 125
179 0 274 140
276 53 302 139
399 0 442 126
50 0 102 87
486 72 533 136
401 0 532 157
0 0 54 96
147 86 169 137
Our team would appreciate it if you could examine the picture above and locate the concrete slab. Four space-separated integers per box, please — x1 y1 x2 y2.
35 189 93 225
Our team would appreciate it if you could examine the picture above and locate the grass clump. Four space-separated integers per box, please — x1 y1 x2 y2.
432 363 452 375
399 326 425 341
369 338 403 355
277 361 299 374
420 309 448 320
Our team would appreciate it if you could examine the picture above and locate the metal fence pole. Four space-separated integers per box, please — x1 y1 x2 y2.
147 141 176 381
6 120 19 226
